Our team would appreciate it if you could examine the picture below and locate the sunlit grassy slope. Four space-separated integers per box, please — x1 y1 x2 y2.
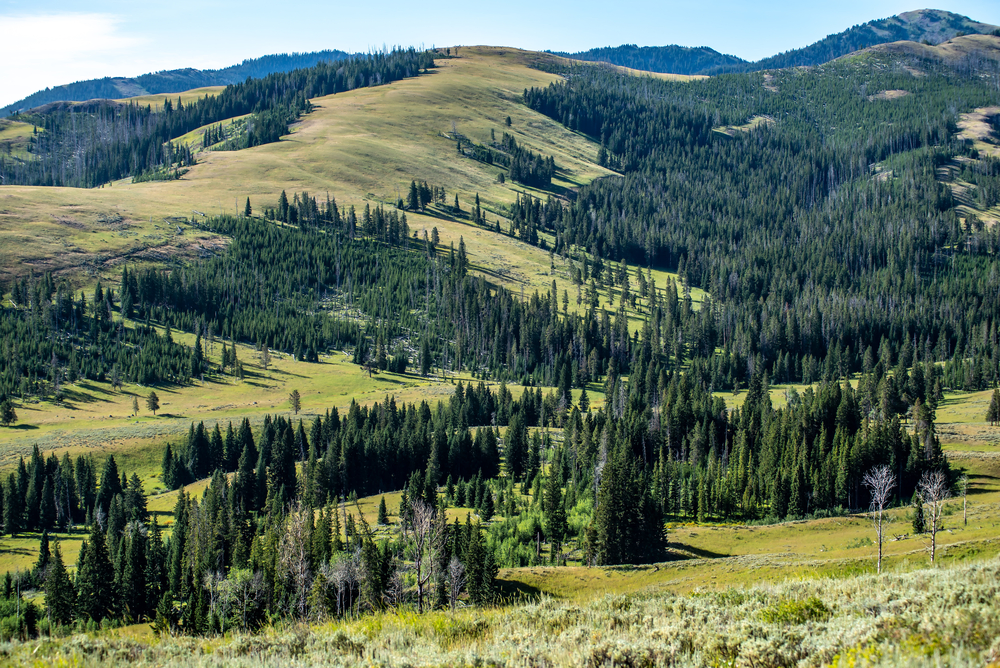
0 48 613 293
114 86 225 110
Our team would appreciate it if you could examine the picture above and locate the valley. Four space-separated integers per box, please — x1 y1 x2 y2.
0 8 999 666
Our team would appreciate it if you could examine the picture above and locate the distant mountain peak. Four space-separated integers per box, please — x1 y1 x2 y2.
559 9 999 76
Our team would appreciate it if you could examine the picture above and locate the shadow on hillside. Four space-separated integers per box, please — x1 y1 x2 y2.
666 543 729 560
8 423 38 430
495 577 543 602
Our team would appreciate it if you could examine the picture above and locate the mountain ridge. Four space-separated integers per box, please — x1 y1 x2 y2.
1 49 352 117
557 9 999 75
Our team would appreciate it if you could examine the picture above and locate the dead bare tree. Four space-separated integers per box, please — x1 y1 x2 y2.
959 474 969 526
863 465 896 574
407 500 440 613
279 501 314 618
448 555 466 610
917 470 950 563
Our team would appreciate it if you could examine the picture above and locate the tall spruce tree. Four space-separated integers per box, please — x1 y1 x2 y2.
76 522 118 621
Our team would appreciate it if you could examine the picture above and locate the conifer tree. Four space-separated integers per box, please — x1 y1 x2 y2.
147 391 160 416
988 389 1000 426
377 496 388 525
76 522 118 621
45 541 75 627
544 471 568 558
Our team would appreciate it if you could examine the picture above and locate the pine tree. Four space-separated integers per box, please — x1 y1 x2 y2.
987 389 1000 426
45 541 75 627
464 522 496 605
377 496 388 525
912 491 926 534
121 523 147 621
35 530 51 575
408 180 420 210
244 197 252 217
146 391 160 416
0 399 17 427
76 522 118 621
543 472 567 557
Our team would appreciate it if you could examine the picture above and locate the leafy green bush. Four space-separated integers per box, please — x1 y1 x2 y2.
760 596 833 625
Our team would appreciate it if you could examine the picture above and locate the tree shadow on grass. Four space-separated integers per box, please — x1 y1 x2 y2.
8 424 39 430
666 543 729 560
495 578 543 602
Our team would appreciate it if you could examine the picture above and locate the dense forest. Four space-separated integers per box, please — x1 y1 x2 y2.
525 53 1000 394
0 49 433 187
554 44 745 75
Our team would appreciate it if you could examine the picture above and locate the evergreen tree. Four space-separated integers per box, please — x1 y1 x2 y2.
912 491 926 534
544 472 568 556
120 523 148 621
147 391 160 415
988 389 1000 426
45 541 75 627
76 522 118 621
377 496 388 525
0 399 16 427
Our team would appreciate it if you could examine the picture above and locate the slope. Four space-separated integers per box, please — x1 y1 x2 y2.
0 47 612 292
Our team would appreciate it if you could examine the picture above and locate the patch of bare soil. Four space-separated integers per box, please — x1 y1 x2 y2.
867 89 911 101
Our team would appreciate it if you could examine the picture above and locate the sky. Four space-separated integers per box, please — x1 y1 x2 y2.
2 0 1000 108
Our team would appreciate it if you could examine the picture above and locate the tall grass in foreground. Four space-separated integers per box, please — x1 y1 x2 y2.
3 558 999 667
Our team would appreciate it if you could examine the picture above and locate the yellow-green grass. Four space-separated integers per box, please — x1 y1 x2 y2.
172 114 252 150
0 48 611 289
503 451 1000 601
114 86 225 110
0 118 34 159
712 114 775 137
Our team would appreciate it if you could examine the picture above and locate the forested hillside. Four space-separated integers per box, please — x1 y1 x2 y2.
554 44 744 75
0 49 433 187
0 50 352 117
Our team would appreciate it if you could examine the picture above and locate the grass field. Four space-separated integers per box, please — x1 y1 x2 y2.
114 86 225 111
0 118 34 160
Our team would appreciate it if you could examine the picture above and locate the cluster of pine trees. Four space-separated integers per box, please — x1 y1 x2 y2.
0 274 192 402
9 441 500 637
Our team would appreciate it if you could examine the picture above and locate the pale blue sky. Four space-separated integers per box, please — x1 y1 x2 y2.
3 1 999 107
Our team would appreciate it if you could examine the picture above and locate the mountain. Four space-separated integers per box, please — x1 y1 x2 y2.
560 9 999 76
715 8 1000 73
552 44 746 75
1 49 351 117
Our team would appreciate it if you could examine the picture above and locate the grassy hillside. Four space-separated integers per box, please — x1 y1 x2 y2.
0 48 612 293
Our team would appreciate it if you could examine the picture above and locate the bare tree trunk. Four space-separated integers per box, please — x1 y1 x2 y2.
918 470 950 564
863 465 895 574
